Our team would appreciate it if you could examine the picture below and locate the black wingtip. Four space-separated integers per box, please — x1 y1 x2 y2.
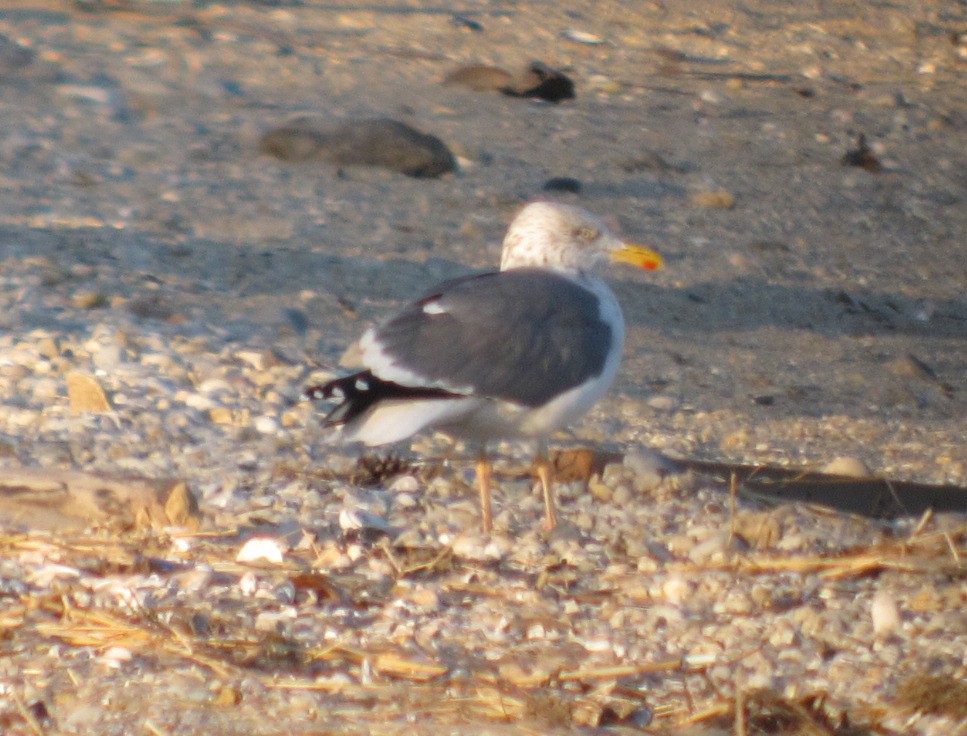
306 371 463 429
304 373 365 427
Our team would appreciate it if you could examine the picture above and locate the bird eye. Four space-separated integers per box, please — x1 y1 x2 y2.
573 226 599 241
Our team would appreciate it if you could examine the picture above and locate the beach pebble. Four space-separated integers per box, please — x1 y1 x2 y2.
253 415 280 435
624 448 675 492
822 456 872 477
688 532 731 563
691 189 736 208
871 589 901 638
443 65 513 91
236 537 285 564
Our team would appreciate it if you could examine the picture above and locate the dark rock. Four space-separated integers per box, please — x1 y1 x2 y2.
282 307 309 335
0 33 34 72
841 133 881 172
261 117 456 178
542 176 582 193
450 14 484 32
502 61 575 102
445 61 575 103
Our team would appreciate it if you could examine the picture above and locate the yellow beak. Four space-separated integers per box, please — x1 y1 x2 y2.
611 243 664 271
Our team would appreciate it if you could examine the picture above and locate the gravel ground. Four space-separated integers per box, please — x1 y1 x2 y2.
0 1 965 734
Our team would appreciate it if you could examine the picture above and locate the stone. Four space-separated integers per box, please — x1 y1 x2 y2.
261 117 456 178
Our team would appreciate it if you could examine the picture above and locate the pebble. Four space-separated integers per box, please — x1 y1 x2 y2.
585 74 625 95
443 65 512 91
623 448 676 492
662 575 692 605
647 395 679 411
822 456 872 477
562 29 606 45
687 532 731 563
389 475 419 493
236 537 285 564
871 589 901 639
691 189 736 208
91 342 126 372
338 507 393 534
253 415 280 434
542 176 582 194
451 533 510 561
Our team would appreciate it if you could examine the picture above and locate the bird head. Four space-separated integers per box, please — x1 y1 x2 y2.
500 201 663 274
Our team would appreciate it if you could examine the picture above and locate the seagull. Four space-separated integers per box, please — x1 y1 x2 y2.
307 201 663 532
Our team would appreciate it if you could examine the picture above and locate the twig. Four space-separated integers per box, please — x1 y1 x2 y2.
734 680 747 736
11 690 45 736
557 659 683 682
728 470 738 547
143 719 172 736
909 507 934 539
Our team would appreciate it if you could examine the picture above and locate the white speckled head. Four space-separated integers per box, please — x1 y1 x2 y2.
499 202 626 272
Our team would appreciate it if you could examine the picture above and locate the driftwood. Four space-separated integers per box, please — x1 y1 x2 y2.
0 467 200 531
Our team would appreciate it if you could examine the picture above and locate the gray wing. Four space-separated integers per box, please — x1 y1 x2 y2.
369 269 613 408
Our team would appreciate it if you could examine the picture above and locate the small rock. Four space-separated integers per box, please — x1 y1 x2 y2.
585 74 624 95
450 14 483 32
208 406 235 425
871 589 901 638
236 537 285 564
36 337 60 361
886 354 937 381
687 531 730 563
253 415 280 434
183 393 214 411
72 291 108 309
662 574 692 605
562 29 606 45
443 65 512 91
542 176 582 194
127 293 176 320
624 448 675 492
841 133 881 172
389 475 419 493
451 533 509 561
646 395 678 411
235 349 269 371
502 62 575 103
32 378 60 402
822 456 871 478
691 189 735 208
91 342 126 373
338 507 393 535
588 476 612 501
261 117 456 178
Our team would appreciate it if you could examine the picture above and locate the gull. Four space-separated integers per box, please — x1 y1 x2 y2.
307 201 662 532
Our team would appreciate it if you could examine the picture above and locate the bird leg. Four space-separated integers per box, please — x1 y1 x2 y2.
475 450 493 533
534 452 558 532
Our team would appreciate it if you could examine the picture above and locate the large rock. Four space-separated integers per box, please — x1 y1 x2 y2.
260 117 456 178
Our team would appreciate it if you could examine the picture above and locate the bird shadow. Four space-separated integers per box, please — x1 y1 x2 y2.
2 224 963 348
